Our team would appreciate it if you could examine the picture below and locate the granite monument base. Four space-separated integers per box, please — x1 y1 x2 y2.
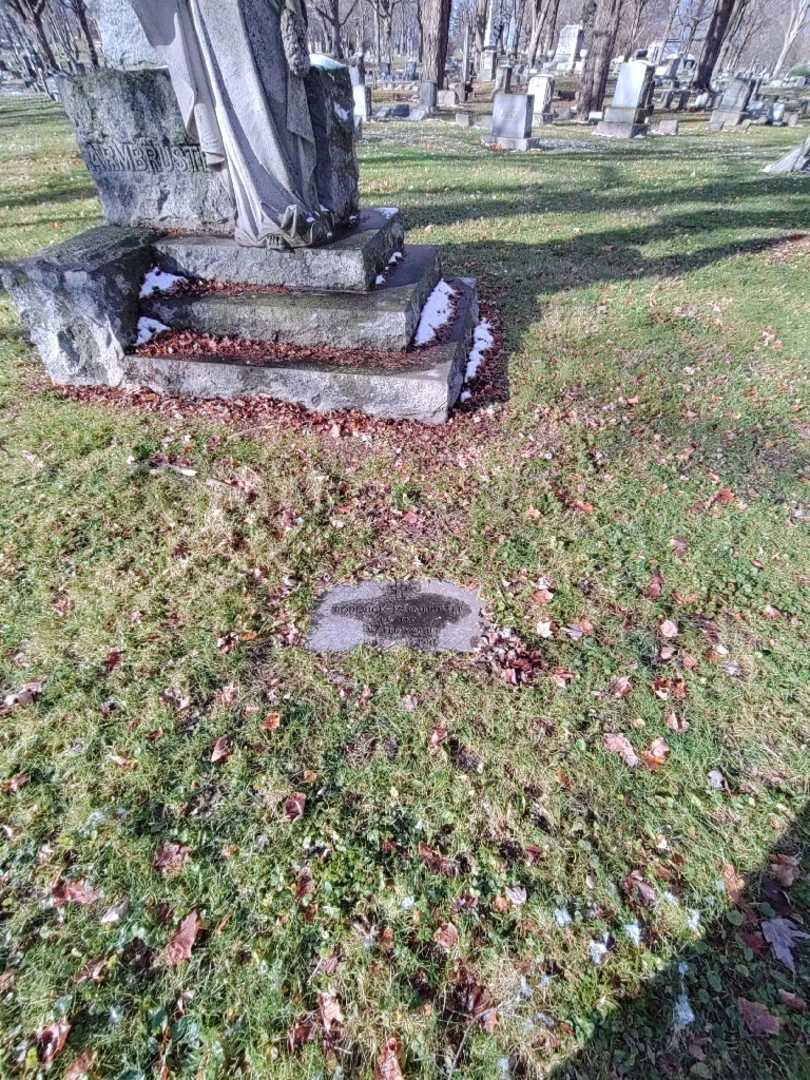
595 105 650 138
709 109 746 131
2 210 480 425
483 135 544 151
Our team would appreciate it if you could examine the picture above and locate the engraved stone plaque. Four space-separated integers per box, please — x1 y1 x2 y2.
307 580 481 653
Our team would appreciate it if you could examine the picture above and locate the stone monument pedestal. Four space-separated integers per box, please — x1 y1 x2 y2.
1 62 481 425
484 92 541 151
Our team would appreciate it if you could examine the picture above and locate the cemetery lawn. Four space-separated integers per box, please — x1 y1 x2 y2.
1 99 810 1080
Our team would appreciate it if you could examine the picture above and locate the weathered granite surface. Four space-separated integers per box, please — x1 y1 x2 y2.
90 0 160 69
152 208 404 292
305 62 360 225
1 225 153 386
492 93 534 139
58 69 236 231
123 277 478 424
596 60 653 138
763 134 810 174
143 245 441 351
307 579 482 653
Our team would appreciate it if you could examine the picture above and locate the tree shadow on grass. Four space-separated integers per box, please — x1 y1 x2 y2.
551 802 810 1080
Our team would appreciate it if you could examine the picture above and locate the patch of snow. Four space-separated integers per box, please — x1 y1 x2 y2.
140 267 186 299
678 960 689 976
519 976 533 1000
465 318 494 382
375 273 385 285
707 769 726 790
624 920 642 946
460 390 472 403
554 906 572 928
136 316 169 345
309 53 346 71
333 102 350 122
672 992 695 1031
414 279 457 346
589 938 609 966
497 1058 511 1077
401 896 415 910
688 909 701 932
663 890 680 906
388 250 404 265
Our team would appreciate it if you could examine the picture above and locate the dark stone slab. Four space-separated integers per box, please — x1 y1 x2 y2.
58 69 236 232
307 579 482 652
122 276 478 424
305 62 360 225
152 208 405 292
0 225 153 386
143 245 441 350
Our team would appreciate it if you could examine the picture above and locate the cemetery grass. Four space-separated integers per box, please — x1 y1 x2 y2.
0 100 809 1080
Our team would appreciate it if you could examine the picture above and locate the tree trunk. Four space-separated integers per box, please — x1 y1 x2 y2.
773 1 809 77
692 0 740 91
577 0 624 120
527 0 554 65
72 0 99 68
542 0 560 56
421 0 451 86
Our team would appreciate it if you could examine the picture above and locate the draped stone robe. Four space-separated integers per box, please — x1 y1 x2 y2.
131 0 331 248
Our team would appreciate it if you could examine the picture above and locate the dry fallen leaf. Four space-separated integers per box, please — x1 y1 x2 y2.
433 921 459 952
64 1049 96 1080
319 991 344 1038
76 958 107 985
160 910 200 967
738 997 781 1037
154 841 191 878
210 736 232 764
3 772 30 794
610 675 632 699
264 712 282 731
625 870 657 909
722 863 746 906
284 792 307 822
646 573 664 599
761 916 809 973
778 990 807 1012
769 853 800 889
38 1019 71 1065
52 880 101 907
2 681 45 711
377 1037 404 1080
429 726 448 753
665 711 689 733
659 619 679 640
604 733 640 768
643 736 671 770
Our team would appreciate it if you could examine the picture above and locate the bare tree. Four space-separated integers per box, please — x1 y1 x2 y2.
422 0 451 83
310 0 360 58
364 0 400 63
526 0 558 65
621 0 649 59
773 0 810 76
692 0 741 89
577 0 625 119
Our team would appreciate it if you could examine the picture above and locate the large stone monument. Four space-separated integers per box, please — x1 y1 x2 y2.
551 25 583 73
595 60 654 138
1 0 479 424
710 76 756 130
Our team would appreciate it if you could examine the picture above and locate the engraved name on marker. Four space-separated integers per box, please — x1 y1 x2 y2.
307 580 482 653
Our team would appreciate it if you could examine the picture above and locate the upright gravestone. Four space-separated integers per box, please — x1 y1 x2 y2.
419 80 438 112
552 25 583 73
595 59 654 138
404 59 418 81
2 0 481 425
484 92 539 150
527 73 554 124
495 63 513 94
710 76 756 130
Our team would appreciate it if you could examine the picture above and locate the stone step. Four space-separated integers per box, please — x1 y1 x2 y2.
151 207 404 293
123 277 479 425
142 245 441 352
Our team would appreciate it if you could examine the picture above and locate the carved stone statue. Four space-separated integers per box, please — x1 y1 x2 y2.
130 0 335 249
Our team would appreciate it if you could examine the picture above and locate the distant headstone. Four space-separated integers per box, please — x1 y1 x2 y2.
710 76 756 130
307 580 482 653
420 80 437 111
769 101 786 125
485 92 538 150
455 111 475 127
404 60 418 81
527 73 554 123
495 64 513 94
596 60 654 138
91 0 159 69
654 118 679 135
552 25 583 73
437 88 458 108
